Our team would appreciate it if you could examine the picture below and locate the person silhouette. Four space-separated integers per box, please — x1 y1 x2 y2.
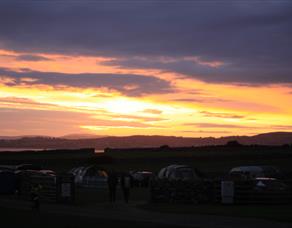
30 184 42 211
121 172 131 203
107 170 118 203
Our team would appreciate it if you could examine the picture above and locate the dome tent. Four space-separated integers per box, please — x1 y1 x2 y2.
73 165 108 188
158 164 201 181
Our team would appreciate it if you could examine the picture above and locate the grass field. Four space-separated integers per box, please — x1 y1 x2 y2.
1 145 292 175
75 186 150 205
1 146 292 227
1 186 292 227
0 207 185 228
70 187 292 223
138 203 292 223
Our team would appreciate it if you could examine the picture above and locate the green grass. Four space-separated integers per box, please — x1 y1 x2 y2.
138 203 292 223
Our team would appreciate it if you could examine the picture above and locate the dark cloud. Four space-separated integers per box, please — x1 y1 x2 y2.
181 130 231 134
0 1 291 84
0 97 58 108
200 111 245 119
15 54 51 61
0 68 173 96
183 123 292 131
269 125 292 130
184 123 253 129
106 55 292 84
171 97 234 104
171 98 203 103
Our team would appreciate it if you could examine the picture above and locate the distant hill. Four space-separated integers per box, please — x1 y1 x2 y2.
0 135 49 140
61 134 107 139
0 132 291 150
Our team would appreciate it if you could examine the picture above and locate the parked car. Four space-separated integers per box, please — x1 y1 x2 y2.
253 177 288 192
228 166 290 195
229 166 283 179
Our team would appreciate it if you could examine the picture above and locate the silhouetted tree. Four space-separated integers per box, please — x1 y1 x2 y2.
159 145 170 151
226 140 242 147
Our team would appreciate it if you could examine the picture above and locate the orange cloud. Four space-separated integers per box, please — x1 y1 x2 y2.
0 48 292 137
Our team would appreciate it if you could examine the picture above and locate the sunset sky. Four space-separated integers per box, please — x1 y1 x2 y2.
0 1 292 137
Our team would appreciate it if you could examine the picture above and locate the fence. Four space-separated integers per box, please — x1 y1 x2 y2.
18 173 74 203
150 179 292 205
56 175 75 203
215 179 292 204
150 179 214 204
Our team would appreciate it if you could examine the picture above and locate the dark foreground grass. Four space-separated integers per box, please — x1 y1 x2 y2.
138 203 292 223
74 185 151 206
75 187 292 224
0 207 185 228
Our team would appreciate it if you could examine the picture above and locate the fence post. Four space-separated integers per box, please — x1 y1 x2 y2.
221 181 234 204
56 174 75 204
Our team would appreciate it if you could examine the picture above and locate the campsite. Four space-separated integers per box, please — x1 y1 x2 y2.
1 144 292 227
1 1 292 227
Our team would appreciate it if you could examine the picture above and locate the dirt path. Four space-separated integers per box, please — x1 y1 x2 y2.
0 198 292 228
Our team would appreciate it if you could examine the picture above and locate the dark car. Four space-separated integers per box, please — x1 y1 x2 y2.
229 166 283 179
227 166 290 201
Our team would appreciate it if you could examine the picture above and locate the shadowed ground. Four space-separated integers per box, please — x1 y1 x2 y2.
0 196 292 228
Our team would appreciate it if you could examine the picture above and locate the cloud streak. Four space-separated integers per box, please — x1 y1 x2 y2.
15 54 51 62
184 123 253 129
200 111 245 119
0 68 173 96
0 1 292 137
0 1 291 84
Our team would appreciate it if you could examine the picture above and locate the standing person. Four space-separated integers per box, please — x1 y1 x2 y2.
121 172 131 203
30 184 41 211
107 170 118 203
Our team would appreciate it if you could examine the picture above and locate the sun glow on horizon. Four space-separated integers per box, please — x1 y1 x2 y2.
0 48 292 137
